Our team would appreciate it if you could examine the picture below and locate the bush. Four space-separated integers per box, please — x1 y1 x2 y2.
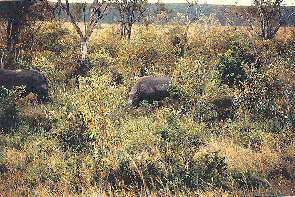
1 23 295 195
218 50 247 87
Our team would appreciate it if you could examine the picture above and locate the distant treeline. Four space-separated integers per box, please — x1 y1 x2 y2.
53 3 295 26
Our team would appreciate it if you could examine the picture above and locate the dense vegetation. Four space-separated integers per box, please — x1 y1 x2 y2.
0 21 295 196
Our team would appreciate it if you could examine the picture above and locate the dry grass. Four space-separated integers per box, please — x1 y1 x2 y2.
0 21 295 196
195 139 280 174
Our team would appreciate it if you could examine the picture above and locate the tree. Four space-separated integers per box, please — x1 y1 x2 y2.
236 0 283 40
0 1 34 68
230 0 284 39
58 0 108 63
254 0 283 40
113 0 148 39
0 0 55 69
153 0 170 24
186 0 198 21
168 0 198 57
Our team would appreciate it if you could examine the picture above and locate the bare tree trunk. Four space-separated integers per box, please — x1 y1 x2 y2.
119 11 128 38
81 40 88 62
0 49 5 69
59 0 108 79
5 17 22 69
255 0 282 40
261 15 280 40
120 23 125 37
127 22 132 40
116 0 146 40
61 0 106 62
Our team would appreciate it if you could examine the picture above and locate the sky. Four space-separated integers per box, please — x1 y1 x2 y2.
47 0 295 6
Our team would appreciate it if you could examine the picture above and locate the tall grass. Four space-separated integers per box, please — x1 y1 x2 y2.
0 21 295 195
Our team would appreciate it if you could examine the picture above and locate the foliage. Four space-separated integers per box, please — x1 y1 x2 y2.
0 22 295 195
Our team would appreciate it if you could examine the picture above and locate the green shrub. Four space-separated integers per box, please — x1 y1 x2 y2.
218 50 247 87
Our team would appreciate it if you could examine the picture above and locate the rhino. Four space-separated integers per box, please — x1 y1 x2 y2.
128 76 172 106
0 69 51 103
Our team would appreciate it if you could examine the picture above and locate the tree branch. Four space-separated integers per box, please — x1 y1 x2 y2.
60 0 85 41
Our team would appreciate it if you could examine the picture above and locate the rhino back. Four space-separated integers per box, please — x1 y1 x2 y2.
0 69 47 88
137 77 171 99
0 69 25 88
141 77 170 91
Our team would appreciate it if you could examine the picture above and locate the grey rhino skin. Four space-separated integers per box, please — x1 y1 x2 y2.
128 76 171 106
0 69 51 103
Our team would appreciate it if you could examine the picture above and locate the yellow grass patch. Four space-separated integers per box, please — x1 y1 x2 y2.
195 139 280 174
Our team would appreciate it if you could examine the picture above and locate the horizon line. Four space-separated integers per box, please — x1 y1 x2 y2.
0 0 293 6
47 0 295 6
